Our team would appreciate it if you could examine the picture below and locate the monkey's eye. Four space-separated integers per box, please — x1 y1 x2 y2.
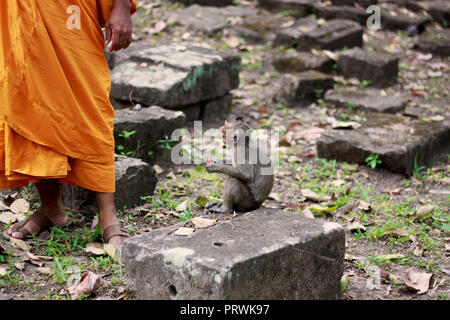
233 133 239 144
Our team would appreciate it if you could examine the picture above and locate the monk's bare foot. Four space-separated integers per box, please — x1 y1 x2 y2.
95 192 128 248
7 208 68 239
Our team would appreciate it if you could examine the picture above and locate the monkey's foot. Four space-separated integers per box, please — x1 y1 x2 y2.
204 202 233 214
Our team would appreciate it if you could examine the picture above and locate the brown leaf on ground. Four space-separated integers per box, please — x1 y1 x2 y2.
10 238 31 251
301 189 331 202
0 211 17 224
85 242 106 256
403 269 433 294
174 227 195 236
9 199 30 214
68 272 102 300
191 217 217 229
384 228 409 238
302 208 315 219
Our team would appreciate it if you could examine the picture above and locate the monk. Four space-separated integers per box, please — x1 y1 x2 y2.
0 0 136 248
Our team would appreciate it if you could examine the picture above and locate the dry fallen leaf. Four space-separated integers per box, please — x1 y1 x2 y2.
36 267 53 275
152 164 164 175
403 269 432 294
191 217 217 229
384 228 409 238
9 199 30 214
346 221 367 233
301 189 331 202
302 208 315 219
0 266 7 276
10 237 31 251
14 262 25 271
68 272 102 300
414 205 434 219
174 227 195 236
223 35 241 48
0 211 17 224
358 200 372 212
267 192 280 201
175 200 189 212
103 244 120 263
85 242 106 256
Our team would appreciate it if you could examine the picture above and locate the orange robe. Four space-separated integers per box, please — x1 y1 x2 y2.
0 0 136 192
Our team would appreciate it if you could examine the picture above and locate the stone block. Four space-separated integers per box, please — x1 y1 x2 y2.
229 15 293 44
62 155 157 213
274 18 363 51
273 52 334 73
317 113 450 175
165 0 233 7
110 44 241 108
324 88 406 113
173 94 233 123
164 5 258 35
279 70 335 106
337 48 399 88
257 0 318 14
114 106 186 164
331 0 378 5
314 5 370 24
122 208 345 300
415 28 450 57
381 11 430 31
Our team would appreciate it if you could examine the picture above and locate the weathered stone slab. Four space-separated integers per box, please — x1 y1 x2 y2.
324 88 406 113
110 44 241 108
405 1 450 27
122 208 345 300
274 18 363 51
173 94 233 123
62 155 157 213
114 106 186 163
273 52 333 73
317 113 450 175
331 0 378 5
338 48 399 88
165 5 258 35
229 14 293 44
105 40 151 70
279 70 335 106
381 10 431 31
314 5 370 24
257 0 318 14
167 0 233 6
414 28 450 56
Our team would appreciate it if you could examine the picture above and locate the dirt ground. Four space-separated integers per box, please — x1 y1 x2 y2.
0 0 449 300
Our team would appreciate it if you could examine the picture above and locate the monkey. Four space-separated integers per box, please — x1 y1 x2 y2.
204 116 274 214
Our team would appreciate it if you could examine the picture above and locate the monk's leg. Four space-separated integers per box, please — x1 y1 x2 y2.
95 192 125 246
7 179 68 238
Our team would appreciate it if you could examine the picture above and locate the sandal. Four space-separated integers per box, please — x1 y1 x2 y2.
102 224 129 247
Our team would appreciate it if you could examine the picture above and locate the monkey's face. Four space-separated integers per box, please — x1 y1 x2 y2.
221 119 252 146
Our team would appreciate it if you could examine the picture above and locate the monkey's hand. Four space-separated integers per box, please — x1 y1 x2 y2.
204 162 219 173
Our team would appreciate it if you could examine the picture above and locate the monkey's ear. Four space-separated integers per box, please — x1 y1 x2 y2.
235 116 244 122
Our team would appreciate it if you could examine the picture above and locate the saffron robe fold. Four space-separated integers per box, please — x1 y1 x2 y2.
0 0 136 192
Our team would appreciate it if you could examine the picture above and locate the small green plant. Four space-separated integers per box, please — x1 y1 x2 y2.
413 153 426 177
314 88 324 99
365 154 382 169
360 80 372 88
346 102 356 110
158 136 176 150
117 130 136 156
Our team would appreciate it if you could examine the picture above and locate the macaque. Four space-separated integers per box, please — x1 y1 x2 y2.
204 116 274 214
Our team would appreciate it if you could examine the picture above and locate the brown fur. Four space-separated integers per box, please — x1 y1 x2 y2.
204 117 274 214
